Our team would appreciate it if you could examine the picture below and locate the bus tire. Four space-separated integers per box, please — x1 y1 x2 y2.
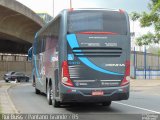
53 99 60 108
32 75 35 87
35 87 40 94
102 101 112 106
47 83 52 105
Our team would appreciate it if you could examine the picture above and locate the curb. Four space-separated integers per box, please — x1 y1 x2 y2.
7 84 18 113
130 80 160 87
0 83 18 114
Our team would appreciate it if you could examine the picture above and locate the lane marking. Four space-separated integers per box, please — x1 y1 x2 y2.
113 102 160 114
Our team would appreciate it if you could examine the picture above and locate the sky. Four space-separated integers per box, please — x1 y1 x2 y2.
16 0 153 45
16 0 150 17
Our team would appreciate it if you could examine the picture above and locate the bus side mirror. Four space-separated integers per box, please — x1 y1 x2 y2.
28 47 33 61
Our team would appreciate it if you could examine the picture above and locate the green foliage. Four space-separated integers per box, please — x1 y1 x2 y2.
0 103 2 113
135 32 156 46
140 12 155 27
132 0 160 46
130 12 141 21
147 45 160 56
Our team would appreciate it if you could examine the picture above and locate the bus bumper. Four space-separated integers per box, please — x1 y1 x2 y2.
60 84 129 103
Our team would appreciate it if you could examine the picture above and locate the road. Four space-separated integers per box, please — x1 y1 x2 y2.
8 83 160 120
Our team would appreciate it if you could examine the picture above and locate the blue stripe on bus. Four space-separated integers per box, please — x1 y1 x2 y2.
66 34 124 76
33 56 43 85
33 33 43 85
73 50 82 52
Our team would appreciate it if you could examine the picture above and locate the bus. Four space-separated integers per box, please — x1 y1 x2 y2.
28 9 130 107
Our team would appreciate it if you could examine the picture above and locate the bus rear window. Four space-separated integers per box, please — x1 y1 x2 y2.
68 10 128 35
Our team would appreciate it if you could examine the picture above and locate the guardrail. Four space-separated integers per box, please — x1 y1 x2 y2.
136 66 160 79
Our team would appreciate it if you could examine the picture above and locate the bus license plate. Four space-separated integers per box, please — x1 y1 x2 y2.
92 91 104 96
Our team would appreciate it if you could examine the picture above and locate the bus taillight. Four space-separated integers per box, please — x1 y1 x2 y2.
61 61 74 87
121 60 130 86
68 8 74 12
119 9 125 14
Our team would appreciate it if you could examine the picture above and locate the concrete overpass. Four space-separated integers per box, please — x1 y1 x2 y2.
0 0 44 54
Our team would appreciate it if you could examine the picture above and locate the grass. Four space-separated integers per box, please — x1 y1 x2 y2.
0 103 2 120
0 102 2 114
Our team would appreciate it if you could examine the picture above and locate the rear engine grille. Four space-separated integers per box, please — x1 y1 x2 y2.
72 47 122 57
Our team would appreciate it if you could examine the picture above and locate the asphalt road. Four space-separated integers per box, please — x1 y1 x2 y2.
8 83 160 120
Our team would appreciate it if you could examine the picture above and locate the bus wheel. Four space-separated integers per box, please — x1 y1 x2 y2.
102 101 112 106
53 99 60 108
47 84 52 105
32 76 35 87
35 87 40 94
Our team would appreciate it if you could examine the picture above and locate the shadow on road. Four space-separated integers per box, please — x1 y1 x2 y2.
32 90 120 113
62 103 120 113
36 92 120 113
35 92 120 113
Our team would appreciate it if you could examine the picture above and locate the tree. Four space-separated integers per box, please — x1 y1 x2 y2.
147 45 160 56
135 32 156 46
130 12 140 35
130 12 141 21
135 0 160 45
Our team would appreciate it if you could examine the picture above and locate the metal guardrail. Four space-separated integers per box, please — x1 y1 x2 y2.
136 66 160 79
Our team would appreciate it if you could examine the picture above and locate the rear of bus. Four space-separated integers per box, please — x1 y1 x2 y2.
60 9 130 103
